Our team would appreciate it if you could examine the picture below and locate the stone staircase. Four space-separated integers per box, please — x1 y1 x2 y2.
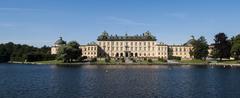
125 57 133 64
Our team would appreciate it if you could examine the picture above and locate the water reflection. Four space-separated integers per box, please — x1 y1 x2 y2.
1 64 240 98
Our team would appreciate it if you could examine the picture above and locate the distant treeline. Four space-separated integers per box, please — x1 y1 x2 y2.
0 42 55 63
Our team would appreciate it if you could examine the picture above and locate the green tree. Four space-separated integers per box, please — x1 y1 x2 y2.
68 41 81 60
191 36 209 60
212 33 232 61
105 56 111 63
231 34 240 60
0 42 55 62
57 41 82 63
167 48 173 59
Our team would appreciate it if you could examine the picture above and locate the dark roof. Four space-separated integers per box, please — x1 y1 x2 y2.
97 31 157 41
54 37 66 45
183 36 195 46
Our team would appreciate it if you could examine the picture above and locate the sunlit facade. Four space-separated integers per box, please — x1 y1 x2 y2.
51 31 196 60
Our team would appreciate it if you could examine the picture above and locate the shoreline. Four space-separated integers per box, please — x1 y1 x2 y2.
7 61 240 67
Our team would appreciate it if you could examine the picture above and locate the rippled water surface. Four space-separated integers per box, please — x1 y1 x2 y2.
0 64 240 98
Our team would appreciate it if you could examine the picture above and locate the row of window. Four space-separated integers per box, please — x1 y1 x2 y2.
83 47 97 51
99 41 155 46
158 47 167 51
106 52 168 57
172 47 190 52
173 52 188 56
103 46 158 51
84 52 97 55
158 52 167 55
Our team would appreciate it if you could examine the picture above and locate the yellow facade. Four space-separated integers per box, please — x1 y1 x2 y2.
51 32 195 60
79 45 99 58
169 45 193 60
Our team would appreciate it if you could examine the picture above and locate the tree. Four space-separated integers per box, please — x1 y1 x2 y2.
231 34 240 60
191 36 209 60
212 33 231 61
0 42 55 62
105 56 111 63
68 41 81 60
167 48 173 59
56 41 82 63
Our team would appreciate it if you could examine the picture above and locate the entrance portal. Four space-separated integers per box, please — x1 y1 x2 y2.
125 52 129 57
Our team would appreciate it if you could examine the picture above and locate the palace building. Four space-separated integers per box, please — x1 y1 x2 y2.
51 31 195 60
51 37 66 55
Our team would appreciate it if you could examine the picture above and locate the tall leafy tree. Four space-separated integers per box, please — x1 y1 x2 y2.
212 33 231 61
190 36 209 60
57 41 82 62
231 34 240 60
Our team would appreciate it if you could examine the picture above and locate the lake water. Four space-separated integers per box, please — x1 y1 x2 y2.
0 64 240 98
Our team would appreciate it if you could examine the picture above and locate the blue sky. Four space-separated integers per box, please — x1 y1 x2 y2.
0 0 239 47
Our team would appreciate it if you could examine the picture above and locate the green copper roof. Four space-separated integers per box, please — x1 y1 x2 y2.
97 31 157 41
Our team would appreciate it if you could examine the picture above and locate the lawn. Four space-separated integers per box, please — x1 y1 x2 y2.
179 59 209 64
217 60 240 64
32 60 63 64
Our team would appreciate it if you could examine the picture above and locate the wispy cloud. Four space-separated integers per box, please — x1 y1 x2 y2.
0 7 41 12
106 16 149 26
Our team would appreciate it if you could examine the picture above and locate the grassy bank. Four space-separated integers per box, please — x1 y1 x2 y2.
9 59 240 66
179 59 209 64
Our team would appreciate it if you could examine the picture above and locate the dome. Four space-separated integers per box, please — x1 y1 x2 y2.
143 31 151 36
54 37 66 45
